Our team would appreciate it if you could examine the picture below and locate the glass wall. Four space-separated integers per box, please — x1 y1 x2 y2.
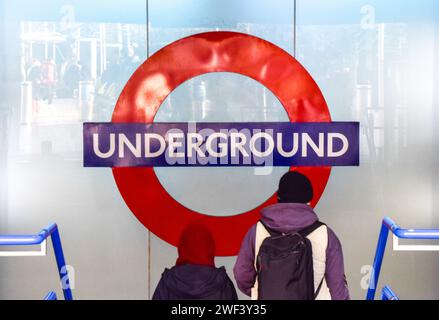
0 0 149 299
297 0 439 299
148 0 296 300
0 0 438 299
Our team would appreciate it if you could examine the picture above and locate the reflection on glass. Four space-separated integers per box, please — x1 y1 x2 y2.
297 0 439 299
297 21 412 164
1 1 150 299
154 72 289 216
16 21 147 156
147 0 296 300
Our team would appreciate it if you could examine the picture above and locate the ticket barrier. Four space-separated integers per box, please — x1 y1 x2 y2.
367 217 439 300
0 223 73 300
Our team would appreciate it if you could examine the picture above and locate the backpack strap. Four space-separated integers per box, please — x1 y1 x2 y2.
315 276 325 298
258 220 281 237
298 221 325 238
254 222 272 268
300 221 327 299
252 222 272 300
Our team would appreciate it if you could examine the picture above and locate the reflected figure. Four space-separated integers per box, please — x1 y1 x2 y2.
62 58 81 99
41 59 57 104
152 223 238 300
27 59 42 113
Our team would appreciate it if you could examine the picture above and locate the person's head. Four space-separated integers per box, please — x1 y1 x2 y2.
277 171 313 204
176 222 215 268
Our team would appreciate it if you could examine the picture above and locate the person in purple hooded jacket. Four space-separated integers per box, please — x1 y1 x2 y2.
233 171 350 300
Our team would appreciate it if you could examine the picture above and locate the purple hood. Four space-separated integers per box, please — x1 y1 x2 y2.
260 203 318 234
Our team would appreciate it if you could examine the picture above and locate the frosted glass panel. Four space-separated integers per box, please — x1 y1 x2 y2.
154 72 289 216
148 0 295 300
1 0 438 300
297 0 439 299
0 0 149 299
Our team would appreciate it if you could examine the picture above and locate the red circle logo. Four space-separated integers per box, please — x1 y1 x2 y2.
111 31 331 256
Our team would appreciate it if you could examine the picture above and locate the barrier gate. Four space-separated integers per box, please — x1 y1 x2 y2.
0 223 72 300
367 217 439 300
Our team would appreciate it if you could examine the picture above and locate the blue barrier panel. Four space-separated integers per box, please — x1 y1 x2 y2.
0 223 73 300
366 217 439 300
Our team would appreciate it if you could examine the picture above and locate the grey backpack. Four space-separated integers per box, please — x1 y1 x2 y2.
256 221 325 300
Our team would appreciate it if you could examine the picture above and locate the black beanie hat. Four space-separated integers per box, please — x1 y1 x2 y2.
277 171 313 204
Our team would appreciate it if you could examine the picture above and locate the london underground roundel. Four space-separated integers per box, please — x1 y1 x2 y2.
111 31 331 256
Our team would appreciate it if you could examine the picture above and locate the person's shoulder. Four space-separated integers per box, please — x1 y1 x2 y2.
215 266 236 286
159 267 172 277
216 265 228 274
322 224 343 248
237 223 257 242
216 266 233 278
323 224 339 237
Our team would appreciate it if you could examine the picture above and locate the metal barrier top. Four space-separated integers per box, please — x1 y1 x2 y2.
383 217 439 239
367 217 439 300
0 223 58 246
0 223 73 300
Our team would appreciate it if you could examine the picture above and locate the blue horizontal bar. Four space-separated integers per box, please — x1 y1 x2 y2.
383 217 439 239
0 223 58 246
